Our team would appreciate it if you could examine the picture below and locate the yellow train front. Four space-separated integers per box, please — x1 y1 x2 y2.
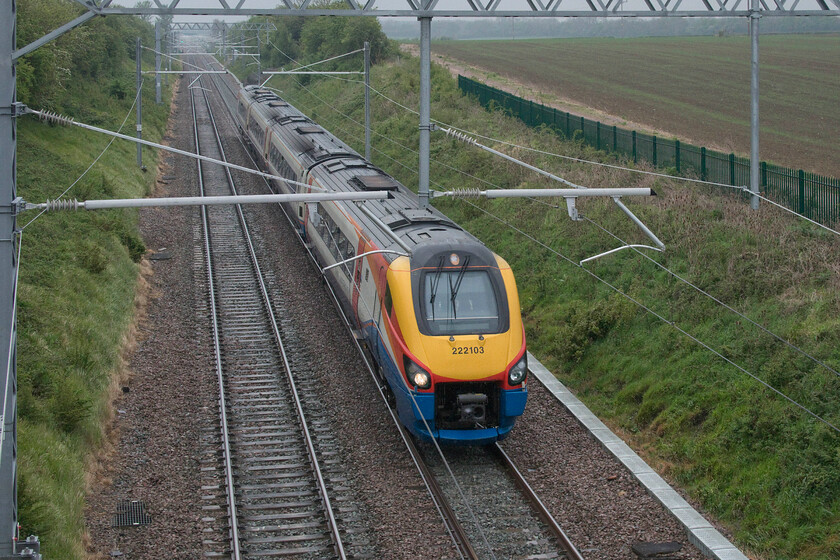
380 241 528 445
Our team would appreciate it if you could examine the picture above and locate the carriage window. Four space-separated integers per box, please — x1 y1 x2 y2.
248 115 265 147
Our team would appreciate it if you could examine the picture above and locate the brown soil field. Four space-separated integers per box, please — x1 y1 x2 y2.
422 35 840 178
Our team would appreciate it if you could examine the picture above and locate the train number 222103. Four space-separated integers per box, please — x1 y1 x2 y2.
452 346 485 355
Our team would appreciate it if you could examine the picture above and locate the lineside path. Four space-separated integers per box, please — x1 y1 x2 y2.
527 353 748 560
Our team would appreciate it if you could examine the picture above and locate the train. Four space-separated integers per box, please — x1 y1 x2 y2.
235 84 527 445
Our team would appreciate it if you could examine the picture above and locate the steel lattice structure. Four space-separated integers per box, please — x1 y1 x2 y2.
2 0 839 558
170 22 276 30
67 0 840 16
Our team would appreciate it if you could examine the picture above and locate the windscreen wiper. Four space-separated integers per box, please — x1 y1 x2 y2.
448 256 471 320
428 256 445 320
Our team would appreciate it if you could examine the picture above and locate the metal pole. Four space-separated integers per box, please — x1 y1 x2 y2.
749 0 760 210
136 38 142 169
257 30 261 84
29 192 391 214
0 1 21 556
154 20 161 105
364 41 371 161
418 17 431 209
165 27 170 87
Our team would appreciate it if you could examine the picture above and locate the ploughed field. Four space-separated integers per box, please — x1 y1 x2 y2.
432 34 840 178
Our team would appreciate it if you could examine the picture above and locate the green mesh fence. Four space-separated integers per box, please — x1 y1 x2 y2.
459 75 840 227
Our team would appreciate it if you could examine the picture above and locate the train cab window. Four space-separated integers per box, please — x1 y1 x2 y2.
421 269 502 336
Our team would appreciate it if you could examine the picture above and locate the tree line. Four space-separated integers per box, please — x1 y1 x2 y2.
17 0 156 114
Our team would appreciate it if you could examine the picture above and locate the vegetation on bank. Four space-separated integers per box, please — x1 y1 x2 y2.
16 1 171 556
242 29 840 558
219 6 398 83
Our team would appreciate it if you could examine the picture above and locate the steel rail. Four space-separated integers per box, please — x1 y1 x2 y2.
208 55 580 559
196 66 348 559
493 443 585 560
400 428 480 560
284 211 478 560
202 58 478 560
190 81 243 560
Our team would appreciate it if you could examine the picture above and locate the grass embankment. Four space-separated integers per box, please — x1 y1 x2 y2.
432 35 840 179
267 56 840 558
16 65 172 557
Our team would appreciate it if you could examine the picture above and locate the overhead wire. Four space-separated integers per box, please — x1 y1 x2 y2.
284 47 364 72
271 61 840 435
261 37 840 237
269 80 559 209
21 78 144 232
463 199 840 435
241 48 499 555
345 71 840 239
433 125 840 239
281 57 840 390
581 215 840 380
142 45 205 72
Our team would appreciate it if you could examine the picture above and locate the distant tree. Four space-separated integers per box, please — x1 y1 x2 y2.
135 0 153 22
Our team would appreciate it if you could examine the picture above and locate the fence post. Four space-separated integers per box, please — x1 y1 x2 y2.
653 136 658 167
613 125 617 152
701 147 706 181
760 161 767 188
597 122 601 150
675 140 680 173
580 116 585 136
632 130 637 163
566 112 570 136
729 153 736 185
798 169 805 215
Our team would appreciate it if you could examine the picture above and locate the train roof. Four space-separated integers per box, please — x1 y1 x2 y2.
241 86 488 265
242 86 356 168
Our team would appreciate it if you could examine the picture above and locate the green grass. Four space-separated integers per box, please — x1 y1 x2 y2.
432 35 840 179
267 54 840 559
16 63 172 558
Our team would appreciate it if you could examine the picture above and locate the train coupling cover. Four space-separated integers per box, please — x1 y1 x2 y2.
457 393 488 425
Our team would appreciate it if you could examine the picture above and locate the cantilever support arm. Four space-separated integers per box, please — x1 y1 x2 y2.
440 126 665 250
14 12 96 60
612 198 665 250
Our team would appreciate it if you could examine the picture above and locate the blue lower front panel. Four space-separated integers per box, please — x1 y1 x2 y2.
394 382 529 446
362 322 528 445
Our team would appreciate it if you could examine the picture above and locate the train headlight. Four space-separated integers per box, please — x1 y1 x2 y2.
508 354 528 386
404 356 432 389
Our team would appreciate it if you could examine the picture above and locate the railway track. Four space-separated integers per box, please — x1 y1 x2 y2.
191 54 584 560
188 65 378 559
